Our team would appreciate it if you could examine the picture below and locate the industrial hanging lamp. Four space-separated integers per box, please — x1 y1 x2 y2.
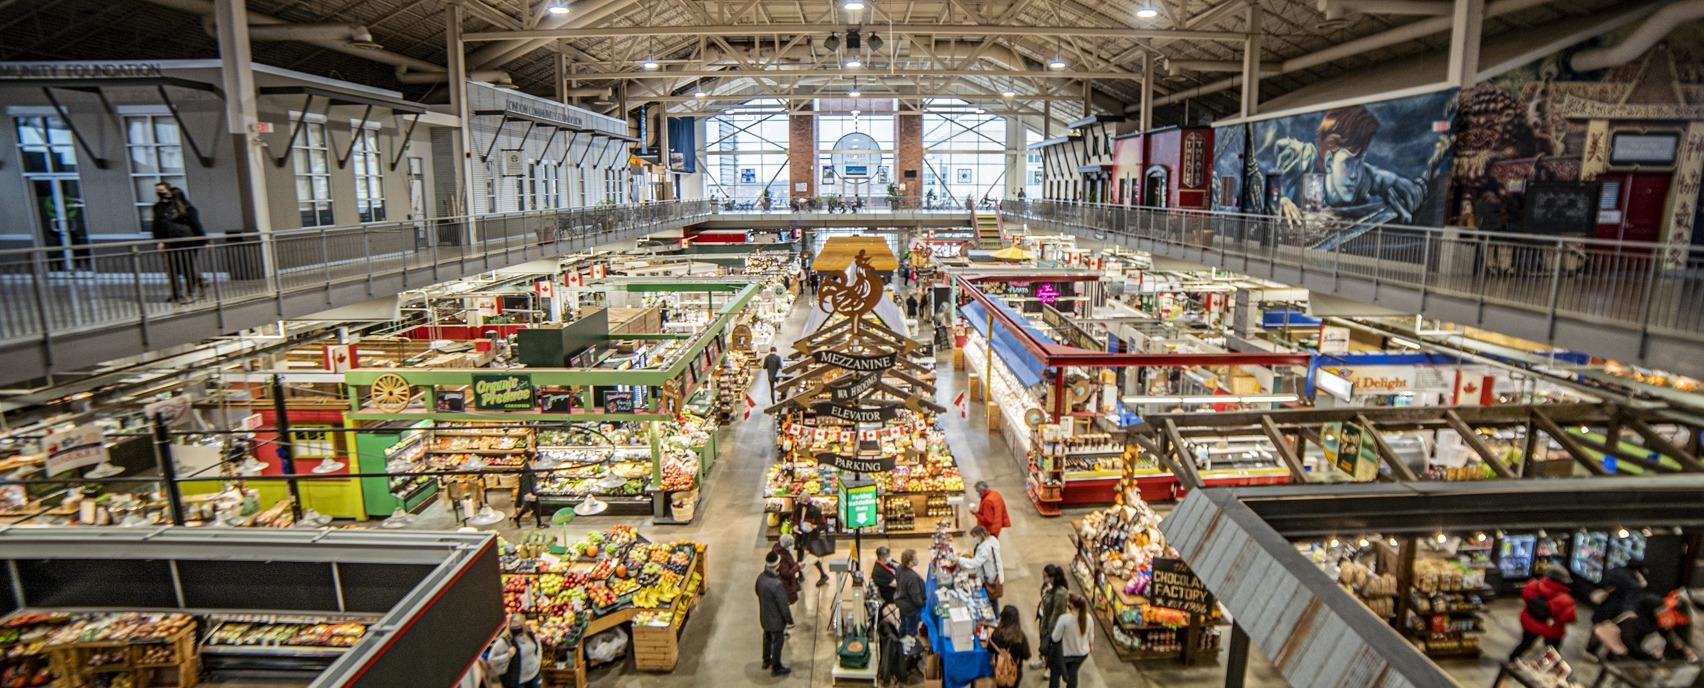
1136 6 1160 18
547 0 569 15
843 0 867 10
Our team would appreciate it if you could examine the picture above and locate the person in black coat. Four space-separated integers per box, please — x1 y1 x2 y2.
150 184 208 302
512 463 541 528
756 552 794 675
895 549 927 638
871 546 898 604
792 498 831 585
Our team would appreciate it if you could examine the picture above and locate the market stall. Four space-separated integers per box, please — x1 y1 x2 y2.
497 525 707 688
919 524 996 688
1070 498 1224 663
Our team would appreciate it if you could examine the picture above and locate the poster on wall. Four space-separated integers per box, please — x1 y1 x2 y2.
740 168 757 184
1249 90 1457 247
42 424 108 476
1523 181 1600 236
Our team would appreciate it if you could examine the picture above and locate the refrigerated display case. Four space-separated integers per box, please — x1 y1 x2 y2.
1571 531 1610 584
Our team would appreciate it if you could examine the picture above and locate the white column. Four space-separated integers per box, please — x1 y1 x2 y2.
213 0 273 273
1447 0 1484 87
1239 5 1263 118
446 3 480 238
1005 115 1025 200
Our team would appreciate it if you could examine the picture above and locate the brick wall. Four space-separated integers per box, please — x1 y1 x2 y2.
788 111 815 201
897 109 922 205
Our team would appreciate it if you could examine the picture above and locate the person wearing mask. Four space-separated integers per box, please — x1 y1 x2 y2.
988 605 1032 688
1049 594 1092 688
1035 564 1070 673
871 546 898 604
511 462 541 528
763 347 785 402
956 525 1005 610
895 549 927 638
772 534 803 606
494 614 542 688
973 481 1011 537
756 551 794 675
150 184 208 303
1511 566 1577 660
1589 559 1649 654
1600 594 1669 662
793 498 832 586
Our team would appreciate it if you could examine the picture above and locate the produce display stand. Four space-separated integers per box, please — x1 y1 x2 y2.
497 526 708 687
0 528 503 688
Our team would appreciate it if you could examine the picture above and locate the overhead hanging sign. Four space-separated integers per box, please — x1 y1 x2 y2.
829 372 882 401
1148 558 1214 616
814 452 897 474
814 350 897 372
143 396 193 429
472 372 535 410
813 401 900 424
42 424 108 476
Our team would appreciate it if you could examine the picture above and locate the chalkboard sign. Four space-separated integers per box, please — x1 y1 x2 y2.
1148 558 1214 616
538 388 574 413
604 391 635 412
1522 181 1600 236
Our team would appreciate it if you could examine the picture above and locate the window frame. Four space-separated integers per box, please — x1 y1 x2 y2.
290 112 336 227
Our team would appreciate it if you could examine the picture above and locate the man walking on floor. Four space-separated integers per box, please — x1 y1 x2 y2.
757 551 794 675
763 347 785 402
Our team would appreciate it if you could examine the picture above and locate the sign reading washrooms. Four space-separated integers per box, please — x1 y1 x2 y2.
472 373 535 410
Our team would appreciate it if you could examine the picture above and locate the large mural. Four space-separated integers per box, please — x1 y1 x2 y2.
1211 124 1249 212
1449 23 1704 251
1247 89 1459 247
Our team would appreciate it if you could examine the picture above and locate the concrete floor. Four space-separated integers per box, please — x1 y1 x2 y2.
206 288 1608 688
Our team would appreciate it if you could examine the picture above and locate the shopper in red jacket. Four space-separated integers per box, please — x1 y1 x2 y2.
973 481 1010 536
1510 567 1577 661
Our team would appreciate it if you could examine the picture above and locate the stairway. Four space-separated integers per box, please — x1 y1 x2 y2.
974 211 1004 249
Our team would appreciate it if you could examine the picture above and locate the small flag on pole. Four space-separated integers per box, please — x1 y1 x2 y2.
953 391 967 419
744 393 757 420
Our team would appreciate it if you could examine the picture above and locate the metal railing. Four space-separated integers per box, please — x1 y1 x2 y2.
0 200 712 343
1003 199 1704 341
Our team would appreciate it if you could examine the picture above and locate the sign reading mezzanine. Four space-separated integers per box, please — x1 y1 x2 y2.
813 350 897 372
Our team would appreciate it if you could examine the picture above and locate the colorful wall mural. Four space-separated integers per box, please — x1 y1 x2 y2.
1249 90 1458 239
1450 24 1704 252
1211 124 1249 212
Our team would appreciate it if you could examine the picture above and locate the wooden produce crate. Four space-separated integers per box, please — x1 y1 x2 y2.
630 624 680 671
50 624 199 688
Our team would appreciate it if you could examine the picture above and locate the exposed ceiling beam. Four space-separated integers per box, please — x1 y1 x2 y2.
577 67 1151 79
461 23 1248 41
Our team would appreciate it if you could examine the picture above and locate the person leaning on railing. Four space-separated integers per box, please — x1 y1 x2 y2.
150 183 209 303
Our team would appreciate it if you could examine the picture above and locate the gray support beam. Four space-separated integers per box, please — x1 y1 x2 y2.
1447 0 1485 87
1623 416 1704 473
1531 410 1612 476
447 3 480 235
1355 414 1421 482
1139 53 1154 132
1239 4 1262 118
1443 409 1515 478
1259 415 1309 482
1225 623 1250 688
214 0 274 273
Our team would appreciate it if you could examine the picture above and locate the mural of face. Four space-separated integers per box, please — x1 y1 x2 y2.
1323 147 1366 207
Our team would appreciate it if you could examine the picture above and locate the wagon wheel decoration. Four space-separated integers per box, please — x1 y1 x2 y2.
368 374 415 413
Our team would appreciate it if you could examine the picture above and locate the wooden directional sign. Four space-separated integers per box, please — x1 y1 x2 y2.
815 451 897 474
814 350 897 372
814 400 901 423
830 373 882 401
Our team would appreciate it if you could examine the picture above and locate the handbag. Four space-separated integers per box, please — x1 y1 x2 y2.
838 623 872 669
985 580 1005 600
808 532 835 557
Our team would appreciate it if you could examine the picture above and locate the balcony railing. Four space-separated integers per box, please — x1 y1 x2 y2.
0 200 712 344
1003 199 1704 343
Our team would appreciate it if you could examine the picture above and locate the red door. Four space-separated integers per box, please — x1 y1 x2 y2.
1595 172 1672 243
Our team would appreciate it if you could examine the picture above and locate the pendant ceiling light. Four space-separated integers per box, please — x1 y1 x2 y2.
1136 6 1160 18
547 0 569 15
843 0 866 9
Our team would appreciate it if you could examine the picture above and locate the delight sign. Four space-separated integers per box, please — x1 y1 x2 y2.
472 373 535 410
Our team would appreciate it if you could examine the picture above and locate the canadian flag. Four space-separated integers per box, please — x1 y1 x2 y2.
566 272 583 288
954 391 967 419
744 393 757 420
1453 370 1494 406
323 344 357 372
592 264 607 279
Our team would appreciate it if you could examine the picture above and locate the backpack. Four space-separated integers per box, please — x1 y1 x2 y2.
1525 595 1552 622
993 643 1019 688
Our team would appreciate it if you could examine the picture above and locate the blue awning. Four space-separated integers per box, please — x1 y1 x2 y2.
1263 309 1321 329
959 299 1053 389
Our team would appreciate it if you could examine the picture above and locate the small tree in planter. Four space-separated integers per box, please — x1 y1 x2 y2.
886 183 903 208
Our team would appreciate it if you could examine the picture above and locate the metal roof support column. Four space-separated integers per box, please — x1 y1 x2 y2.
1447 0 1484 87
447 2 480 235
1238 5 1262 118
215 0 274 274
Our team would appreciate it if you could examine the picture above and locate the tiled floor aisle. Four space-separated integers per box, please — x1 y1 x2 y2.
207 287 1592 688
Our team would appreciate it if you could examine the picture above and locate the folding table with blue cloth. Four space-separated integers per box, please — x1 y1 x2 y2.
920 569 995 688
